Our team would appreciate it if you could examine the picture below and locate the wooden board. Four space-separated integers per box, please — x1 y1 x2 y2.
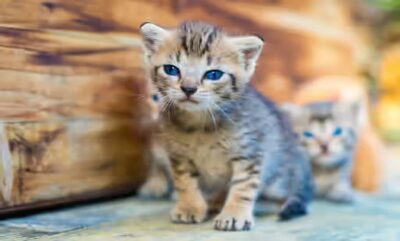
0 118 149 210
0 0 159 213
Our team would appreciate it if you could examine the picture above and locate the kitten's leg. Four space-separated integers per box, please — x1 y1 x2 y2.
138 142 172 199
326 180 354 203
138 162 171 199
278 154 314 220
214 159 261 231
170 158 208 223
325 162 354 203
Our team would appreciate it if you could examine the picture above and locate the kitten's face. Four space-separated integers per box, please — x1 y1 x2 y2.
140 22 263 112
283 102 358 167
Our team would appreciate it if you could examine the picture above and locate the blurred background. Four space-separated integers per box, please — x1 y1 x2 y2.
0 0 399 213
133 0 400 195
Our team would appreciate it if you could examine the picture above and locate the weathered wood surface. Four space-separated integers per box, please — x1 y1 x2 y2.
0 0 160 211
2 194 400 241
0 118 149 208
2 118 148 205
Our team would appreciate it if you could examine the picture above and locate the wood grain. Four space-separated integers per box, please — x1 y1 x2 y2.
0 0 177 32
0 0 158 211
0 118 149 208
0 69 150 121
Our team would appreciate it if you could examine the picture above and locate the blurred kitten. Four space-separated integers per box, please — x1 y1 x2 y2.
282 102 359 203
138 92 173 199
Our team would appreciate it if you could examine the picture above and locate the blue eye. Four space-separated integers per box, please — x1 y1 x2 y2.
204 70 224 81
303 131 314 138
163 65 180 76
152 94 159 102
333 127 343 137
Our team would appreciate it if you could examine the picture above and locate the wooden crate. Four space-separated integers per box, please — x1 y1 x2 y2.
0 0 160 215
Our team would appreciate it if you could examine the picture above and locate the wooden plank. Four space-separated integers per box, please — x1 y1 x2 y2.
0 69 150 121
0 123 16 205
0 117 149 207
0 0 157 212
0 0 178 32
0 25 144 74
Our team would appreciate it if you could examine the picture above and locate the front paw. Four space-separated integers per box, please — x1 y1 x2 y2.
170 202 208 224
326 183 354 203
214 210 254 231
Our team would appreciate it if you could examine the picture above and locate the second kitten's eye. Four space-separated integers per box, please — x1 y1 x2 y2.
332 127 343 137
303 131 314 138
204 70 224 81
163 65 180 76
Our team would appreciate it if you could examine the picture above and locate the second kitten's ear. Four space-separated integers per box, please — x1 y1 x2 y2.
140 22 170 53
280 103 306 123
230 36 264 69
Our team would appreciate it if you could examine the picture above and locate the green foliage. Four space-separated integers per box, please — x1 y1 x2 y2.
368 0 400 11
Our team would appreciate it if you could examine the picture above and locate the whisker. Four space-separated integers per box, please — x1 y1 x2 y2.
212 102 235 125
208 106 217 132
205 95 217 132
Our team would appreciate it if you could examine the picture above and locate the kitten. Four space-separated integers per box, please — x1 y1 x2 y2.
138 138 174 198
139 21 313 231
138 93 174 199
282 102 359 203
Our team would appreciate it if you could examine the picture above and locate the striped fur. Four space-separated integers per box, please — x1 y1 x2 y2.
283 102 359 203
140 21 313 231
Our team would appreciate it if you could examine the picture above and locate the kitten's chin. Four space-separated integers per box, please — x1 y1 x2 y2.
176 101 208 112
313 154 344 168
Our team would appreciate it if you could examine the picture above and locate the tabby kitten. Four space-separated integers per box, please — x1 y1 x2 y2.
282 102 359 203
140 21 313 231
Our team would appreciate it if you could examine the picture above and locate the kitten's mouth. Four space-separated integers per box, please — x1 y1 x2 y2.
319 151 330 157
179 97 199 104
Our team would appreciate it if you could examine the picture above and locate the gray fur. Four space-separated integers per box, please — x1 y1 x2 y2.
283 102 358 203
160 86 313 227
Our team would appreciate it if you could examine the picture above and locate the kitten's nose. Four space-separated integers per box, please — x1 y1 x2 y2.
180 86 197 97
320 144 329 153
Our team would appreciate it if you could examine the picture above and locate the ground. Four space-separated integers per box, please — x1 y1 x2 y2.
1 195 400 241
1 146 400 241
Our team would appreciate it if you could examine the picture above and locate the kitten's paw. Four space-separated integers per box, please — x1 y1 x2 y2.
214 210 254 231
278 197 307 220
138 175 170 199
170 202 208 224
327 183 354 203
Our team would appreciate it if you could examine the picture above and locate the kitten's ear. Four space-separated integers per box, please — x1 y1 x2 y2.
140 22 170 53
230 35 264 69
335 101 362 124
280 103 306 123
